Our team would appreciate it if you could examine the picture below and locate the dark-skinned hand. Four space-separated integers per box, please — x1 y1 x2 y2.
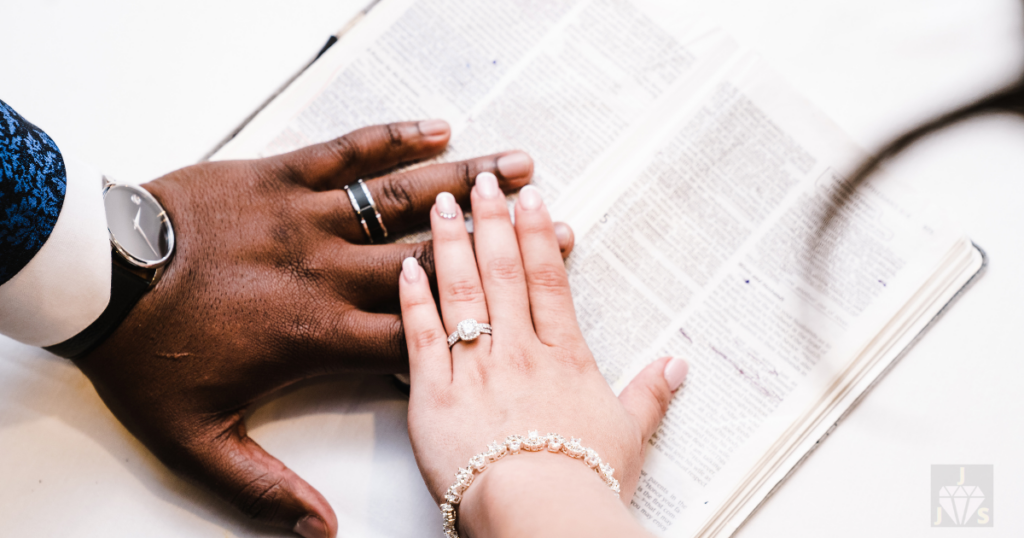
70 120 575 538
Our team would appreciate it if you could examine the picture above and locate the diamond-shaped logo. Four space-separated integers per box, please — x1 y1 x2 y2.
938 485 985 525
931 465 993 527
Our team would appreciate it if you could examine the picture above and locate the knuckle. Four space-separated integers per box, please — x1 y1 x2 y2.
446 279 486 305
416 242 436 278
234 474 286 521
402 291 436 310
387 315 408 360
550 346 594 374
473 200 510 220
327 134 362 166
516 218 551 236
280 309 328 354
503 344 536 375
277 233 331 273
412 328 446 352
458 161 477 190
379 176 415 216
385 122 405 148
266 154 302 186
466 361 489 385
250 159 291 192
486 257 524 283
526 263 569 292
433 223 469 244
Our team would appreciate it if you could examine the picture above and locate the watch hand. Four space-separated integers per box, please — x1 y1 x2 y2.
133 208 160 257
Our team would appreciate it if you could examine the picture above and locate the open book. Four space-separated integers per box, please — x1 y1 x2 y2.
212 0 985 536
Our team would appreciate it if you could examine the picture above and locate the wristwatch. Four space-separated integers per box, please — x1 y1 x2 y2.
45 178 175 359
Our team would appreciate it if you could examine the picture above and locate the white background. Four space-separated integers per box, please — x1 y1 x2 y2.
1 0 1023 536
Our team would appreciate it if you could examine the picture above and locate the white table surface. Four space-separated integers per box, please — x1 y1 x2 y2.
2 0 1023 536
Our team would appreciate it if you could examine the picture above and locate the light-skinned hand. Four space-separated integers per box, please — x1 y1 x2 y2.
399 172 688 537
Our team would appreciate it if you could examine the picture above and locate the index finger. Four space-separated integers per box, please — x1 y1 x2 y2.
273 120 451 191
304 150 534 243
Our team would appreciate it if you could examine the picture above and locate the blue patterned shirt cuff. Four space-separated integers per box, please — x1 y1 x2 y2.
0 100 111 347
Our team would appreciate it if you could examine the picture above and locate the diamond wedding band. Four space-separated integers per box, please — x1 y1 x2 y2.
448 319 492 349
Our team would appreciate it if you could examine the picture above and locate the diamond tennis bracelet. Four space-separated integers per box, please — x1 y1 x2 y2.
439 430 620 538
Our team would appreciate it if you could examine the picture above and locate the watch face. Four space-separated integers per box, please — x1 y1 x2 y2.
104 184 174 268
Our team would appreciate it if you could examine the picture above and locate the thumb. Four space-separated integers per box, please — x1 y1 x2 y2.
176 419 338 538
618 357 688 440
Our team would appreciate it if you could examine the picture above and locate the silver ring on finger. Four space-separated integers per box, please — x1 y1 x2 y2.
448 319 492 349
343 179 388 243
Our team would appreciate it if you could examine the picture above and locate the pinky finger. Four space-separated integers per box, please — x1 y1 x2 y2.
399 257 451 386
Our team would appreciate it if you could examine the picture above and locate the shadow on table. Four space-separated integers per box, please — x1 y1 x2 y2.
0 340 428 536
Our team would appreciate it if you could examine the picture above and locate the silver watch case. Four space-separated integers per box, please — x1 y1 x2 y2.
102 180 175 270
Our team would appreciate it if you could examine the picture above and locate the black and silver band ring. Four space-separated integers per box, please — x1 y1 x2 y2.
343 179 388 243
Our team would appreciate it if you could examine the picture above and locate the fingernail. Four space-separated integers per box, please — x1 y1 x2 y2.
554 222 572 247
402 257 421 283
294 515 329 538
496 151 533 180
663 358 689 391
436 192 458 219
518 185 543 210
418 119 450 137
475 172 500 198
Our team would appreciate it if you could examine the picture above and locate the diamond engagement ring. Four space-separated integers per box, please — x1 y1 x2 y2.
448 319 492 349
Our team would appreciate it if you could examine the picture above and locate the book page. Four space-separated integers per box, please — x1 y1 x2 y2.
556 54 974 536
216 0 737 205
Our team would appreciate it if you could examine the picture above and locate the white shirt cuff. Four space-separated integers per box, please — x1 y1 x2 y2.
0 155 111 347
